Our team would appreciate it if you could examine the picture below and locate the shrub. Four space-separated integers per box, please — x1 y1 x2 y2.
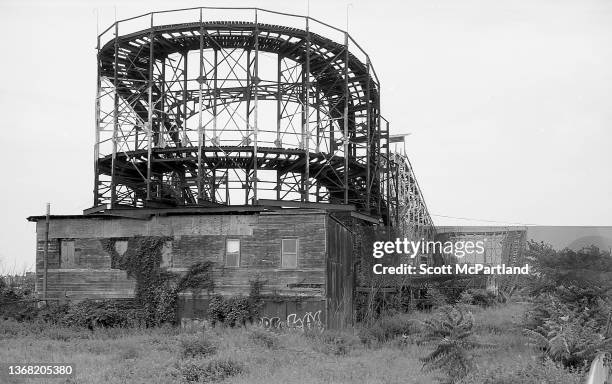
207 296 258 327
180 335 217 358
35 303 70 324
225 297 251 327
61 300 126 328
420 306 490 384
58 300 146 328
0 281 39 322
0 301 39 322
207 296 228 326
524 317 611 368
524 294 612 368
179 358 244 383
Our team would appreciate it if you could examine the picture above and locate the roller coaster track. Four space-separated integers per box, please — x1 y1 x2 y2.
93 8 432 233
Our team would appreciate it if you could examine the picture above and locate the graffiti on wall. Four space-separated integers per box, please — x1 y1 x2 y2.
259 310 323 331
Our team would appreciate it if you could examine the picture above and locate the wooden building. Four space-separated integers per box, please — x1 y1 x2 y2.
28 206 365 329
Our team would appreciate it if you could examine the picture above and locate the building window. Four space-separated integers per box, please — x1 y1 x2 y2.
160 240 173 268
225 239 240 267
281 238 298 269
60 240 75 268
114 240 128 256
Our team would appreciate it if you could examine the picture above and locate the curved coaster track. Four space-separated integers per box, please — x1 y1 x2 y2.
94 7 432 233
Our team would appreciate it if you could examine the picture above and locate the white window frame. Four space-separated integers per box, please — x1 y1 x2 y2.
225 239 241 268
281 238 298 269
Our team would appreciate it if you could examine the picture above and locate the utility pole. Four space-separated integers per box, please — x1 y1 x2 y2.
42 203 50 303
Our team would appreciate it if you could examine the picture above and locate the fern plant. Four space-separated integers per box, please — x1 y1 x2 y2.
524 294 612 368
419 306 488 384
524 316 612 368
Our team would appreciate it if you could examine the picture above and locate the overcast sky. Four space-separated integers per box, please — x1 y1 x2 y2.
0 0 610 272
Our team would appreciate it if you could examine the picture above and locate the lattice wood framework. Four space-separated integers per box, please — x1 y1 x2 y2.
93 7 432 229
384 150 435 239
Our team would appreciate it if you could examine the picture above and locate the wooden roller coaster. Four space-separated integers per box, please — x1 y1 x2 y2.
93 7 433 234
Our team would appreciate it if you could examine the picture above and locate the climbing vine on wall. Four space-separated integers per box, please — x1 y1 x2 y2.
100 237 214 326
206 279 265 327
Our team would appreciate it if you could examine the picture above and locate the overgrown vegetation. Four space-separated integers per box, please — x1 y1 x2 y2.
248 328 278 349
1 301 585 383
102 237 214 326
1 241 214 328
522 241 612 369
206 280 264 327
3 239 609 383
0 273 37 321
354 277 493 322
180 335 217 358
459 288 499 307
178 357 244 383
419 306 488 383
357 313 420 346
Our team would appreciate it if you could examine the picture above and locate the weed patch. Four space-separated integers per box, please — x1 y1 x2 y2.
180 335 217 358
178 358 244 383
248 328 278 349
358 314 420 346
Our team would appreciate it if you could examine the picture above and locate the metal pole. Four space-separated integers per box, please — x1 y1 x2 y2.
160 60 166 147
385 120 391 226
225 173 230 204
182 51 188 142
245 48 251 205
395 156 400 227
276 54 282 148
94 35 101 206
315 87 321 202
303 18 310 202
110 23 119 207
197 10 204 203
343 32 349 204
253 10 259 203
42 203 50 301
365 57 371 212
316 87 321 153
213 49 219 202
213 49 218 141
146 18 154 201
376 111 382 216
276 54 282 197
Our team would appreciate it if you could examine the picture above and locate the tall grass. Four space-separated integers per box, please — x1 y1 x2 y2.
0 302 585 384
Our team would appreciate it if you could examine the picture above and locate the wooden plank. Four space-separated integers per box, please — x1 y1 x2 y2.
257 199 355 211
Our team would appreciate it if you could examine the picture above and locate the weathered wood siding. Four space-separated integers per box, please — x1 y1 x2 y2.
326 217 354 329
35 210 327 302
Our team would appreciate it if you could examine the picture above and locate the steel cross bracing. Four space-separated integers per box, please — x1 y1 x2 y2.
93 8 430 231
